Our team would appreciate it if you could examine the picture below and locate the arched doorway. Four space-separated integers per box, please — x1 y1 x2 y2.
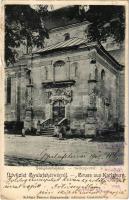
53 100 65 124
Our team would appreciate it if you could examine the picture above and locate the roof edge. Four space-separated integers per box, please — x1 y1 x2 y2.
32 39 124 71
48 20 90 33
95 42 124 71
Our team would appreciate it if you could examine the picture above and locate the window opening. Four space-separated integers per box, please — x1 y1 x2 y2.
7 77 11 104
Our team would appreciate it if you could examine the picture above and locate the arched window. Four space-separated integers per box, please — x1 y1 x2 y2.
101 70 105 96
26 70 31 84
95 68 98 81
64 33 70 41
90 58 96 64
75 64 78 77
101 69 105 81
71 62 78 78
54 60 66 81
45 67 48 80
54 60 65 67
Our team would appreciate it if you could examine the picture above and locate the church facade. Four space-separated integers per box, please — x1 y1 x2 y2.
5 19 124 136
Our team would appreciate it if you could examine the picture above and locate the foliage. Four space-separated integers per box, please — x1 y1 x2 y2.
5 5 125 65
5 5 48 65
79 5 125 43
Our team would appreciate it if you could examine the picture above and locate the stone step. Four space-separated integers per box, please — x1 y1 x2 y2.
40 127 55 135
40 129 54 131
41 128 54 131
41 128 54 130
40 132 54 135
41 133 54 135
40 133 54 137
41 131 54 134
41 127 54 130
40 130 54 132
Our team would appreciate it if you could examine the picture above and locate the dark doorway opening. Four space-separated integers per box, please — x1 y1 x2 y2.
53 100 65 124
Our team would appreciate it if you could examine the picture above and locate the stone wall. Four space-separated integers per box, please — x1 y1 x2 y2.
31 48 119 129
4 44 124 131
5 74 17 121
5 66 27 122
118 71 125 125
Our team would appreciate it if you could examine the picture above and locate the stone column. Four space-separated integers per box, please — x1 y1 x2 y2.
85 58 97 136
64 87 72 122
24 84 33 131
16 71 21 122
24 67 33 132
67 57 71 80
45 102 53 119
65 103 70 120
52 61 55 83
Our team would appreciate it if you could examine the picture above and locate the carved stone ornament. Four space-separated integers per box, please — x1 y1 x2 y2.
26 87 33 108
89 94 96 107
47 88 72 104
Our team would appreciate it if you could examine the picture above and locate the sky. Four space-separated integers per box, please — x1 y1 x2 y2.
30 5 90 12
48 5 65 10
30 5 65 11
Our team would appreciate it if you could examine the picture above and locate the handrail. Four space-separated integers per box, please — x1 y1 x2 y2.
40 118 50 125
57 118 68 126
40 118 52 128
54 118 70 138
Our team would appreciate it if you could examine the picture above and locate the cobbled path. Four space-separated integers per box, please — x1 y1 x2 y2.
4 134 124 166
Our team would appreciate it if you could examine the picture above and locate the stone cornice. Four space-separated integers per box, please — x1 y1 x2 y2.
5 41 123 73
32 41 123 72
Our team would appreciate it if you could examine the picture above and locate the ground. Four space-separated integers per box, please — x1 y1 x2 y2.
4 134 124 166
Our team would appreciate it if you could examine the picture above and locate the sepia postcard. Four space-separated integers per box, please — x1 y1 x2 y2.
0 0 128 199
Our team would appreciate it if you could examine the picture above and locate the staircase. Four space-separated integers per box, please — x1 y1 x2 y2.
40 118 69 137
40 119 55 136
40 126 55 136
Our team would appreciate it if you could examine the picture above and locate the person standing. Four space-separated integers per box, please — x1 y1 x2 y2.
37 120 41 134
21 128 25 137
